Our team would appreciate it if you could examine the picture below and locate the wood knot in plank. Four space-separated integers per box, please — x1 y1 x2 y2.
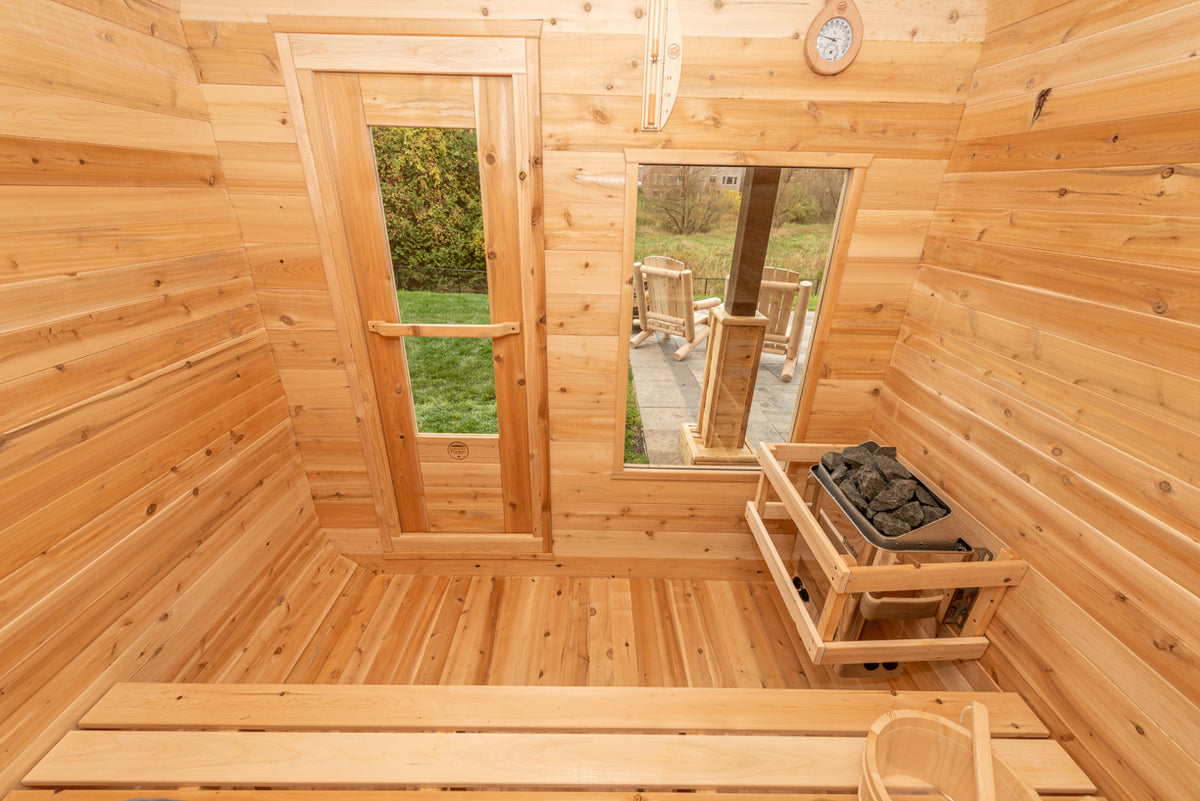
1031 88 1052 123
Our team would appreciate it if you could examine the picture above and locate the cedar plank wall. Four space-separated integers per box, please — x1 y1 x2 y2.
0 0 324 790
178 0 986 566
873 1 1200 799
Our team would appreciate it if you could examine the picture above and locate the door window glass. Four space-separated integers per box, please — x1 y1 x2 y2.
372 126 497 434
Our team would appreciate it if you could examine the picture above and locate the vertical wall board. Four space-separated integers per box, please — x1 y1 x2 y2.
0 0 323 794
876 3 1200 798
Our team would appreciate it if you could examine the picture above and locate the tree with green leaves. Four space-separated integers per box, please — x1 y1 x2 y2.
372 127 487 293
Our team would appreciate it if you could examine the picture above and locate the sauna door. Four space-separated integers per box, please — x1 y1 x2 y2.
291 37 547 553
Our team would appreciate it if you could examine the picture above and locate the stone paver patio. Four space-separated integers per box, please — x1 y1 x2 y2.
627 311 813 466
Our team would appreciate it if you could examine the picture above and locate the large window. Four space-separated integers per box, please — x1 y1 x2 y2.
621 153 867 469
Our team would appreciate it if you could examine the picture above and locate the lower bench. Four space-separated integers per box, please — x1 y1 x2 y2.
8 792 1105 801
22 684 1098 797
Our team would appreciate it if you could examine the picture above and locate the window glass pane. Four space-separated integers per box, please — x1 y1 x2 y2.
626 165 848 466
373 126 497 434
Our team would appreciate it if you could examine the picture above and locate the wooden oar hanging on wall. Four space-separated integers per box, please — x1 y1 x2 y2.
641 0 682 131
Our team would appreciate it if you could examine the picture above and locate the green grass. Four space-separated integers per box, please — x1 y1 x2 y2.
634 221 834 301
624 366 649 465
396 290 497 434
397 290 652 459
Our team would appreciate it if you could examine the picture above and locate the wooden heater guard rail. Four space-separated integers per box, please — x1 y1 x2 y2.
747 442 1028 666
20 683 1097 798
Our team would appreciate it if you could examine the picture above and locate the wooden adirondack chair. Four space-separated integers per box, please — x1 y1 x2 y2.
631 256 722 361
757 267 812 382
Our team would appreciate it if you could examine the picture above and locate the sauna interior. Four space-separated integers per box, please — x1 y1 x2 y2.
2 0 1197 798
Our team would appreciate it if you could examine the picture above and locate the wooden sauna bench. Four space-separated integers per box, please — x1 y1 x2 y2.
21 683 1097 797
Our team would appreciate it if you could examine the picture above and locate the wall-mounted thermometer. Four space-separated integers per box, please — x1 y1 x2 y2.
641 0 682 131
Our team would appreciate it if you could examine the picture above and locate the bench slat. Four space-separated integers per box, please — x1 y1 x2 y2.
2 791 1108 801
25 730 1096 795
80 683 1049 737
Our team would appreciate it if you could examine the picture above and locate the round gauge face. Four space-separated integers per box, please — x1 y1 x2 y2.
815 17 854 62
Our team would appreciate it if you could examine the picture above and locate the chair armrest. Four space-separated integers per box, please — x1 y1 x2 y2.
693 297 723 311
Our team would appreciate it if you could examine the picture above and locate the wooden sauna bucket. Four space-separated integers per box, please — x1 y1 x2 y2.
859 710 1040 801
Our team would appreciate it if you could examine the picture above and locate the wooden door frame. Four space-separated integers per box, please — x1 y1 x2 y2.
274 20 550 553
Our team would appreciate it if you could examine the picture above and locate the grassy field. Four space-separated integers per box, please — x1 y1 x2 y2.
395 289 651 455
396 290 497 434
625 366 649 464
634 220 833 304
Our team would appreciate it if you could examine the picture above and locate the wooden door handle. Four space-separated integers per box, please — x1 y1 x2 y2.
368 320 520 338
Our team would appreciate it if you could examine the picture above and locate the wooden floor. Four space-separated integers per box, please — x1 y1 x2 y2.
129 541 995 692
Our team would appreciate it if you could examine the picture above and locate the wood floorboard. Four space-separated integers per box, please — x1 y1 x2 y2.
361 574 425 684
187 555 988 691
562 577 591 685
394 574 455 685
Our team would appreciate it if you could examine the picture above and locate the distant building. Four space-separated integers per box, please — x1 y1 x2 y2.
639 165 744 199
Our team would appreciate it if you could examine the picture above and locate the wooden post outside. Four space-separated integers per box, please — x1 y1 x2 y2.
680 167 779 464
680 269 696 342
681 305 767 464
781 279 813 382
725 167 781 316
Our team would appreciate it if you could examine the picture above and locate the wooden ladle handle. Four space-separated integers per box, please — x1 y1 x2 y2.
966 701 997 801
